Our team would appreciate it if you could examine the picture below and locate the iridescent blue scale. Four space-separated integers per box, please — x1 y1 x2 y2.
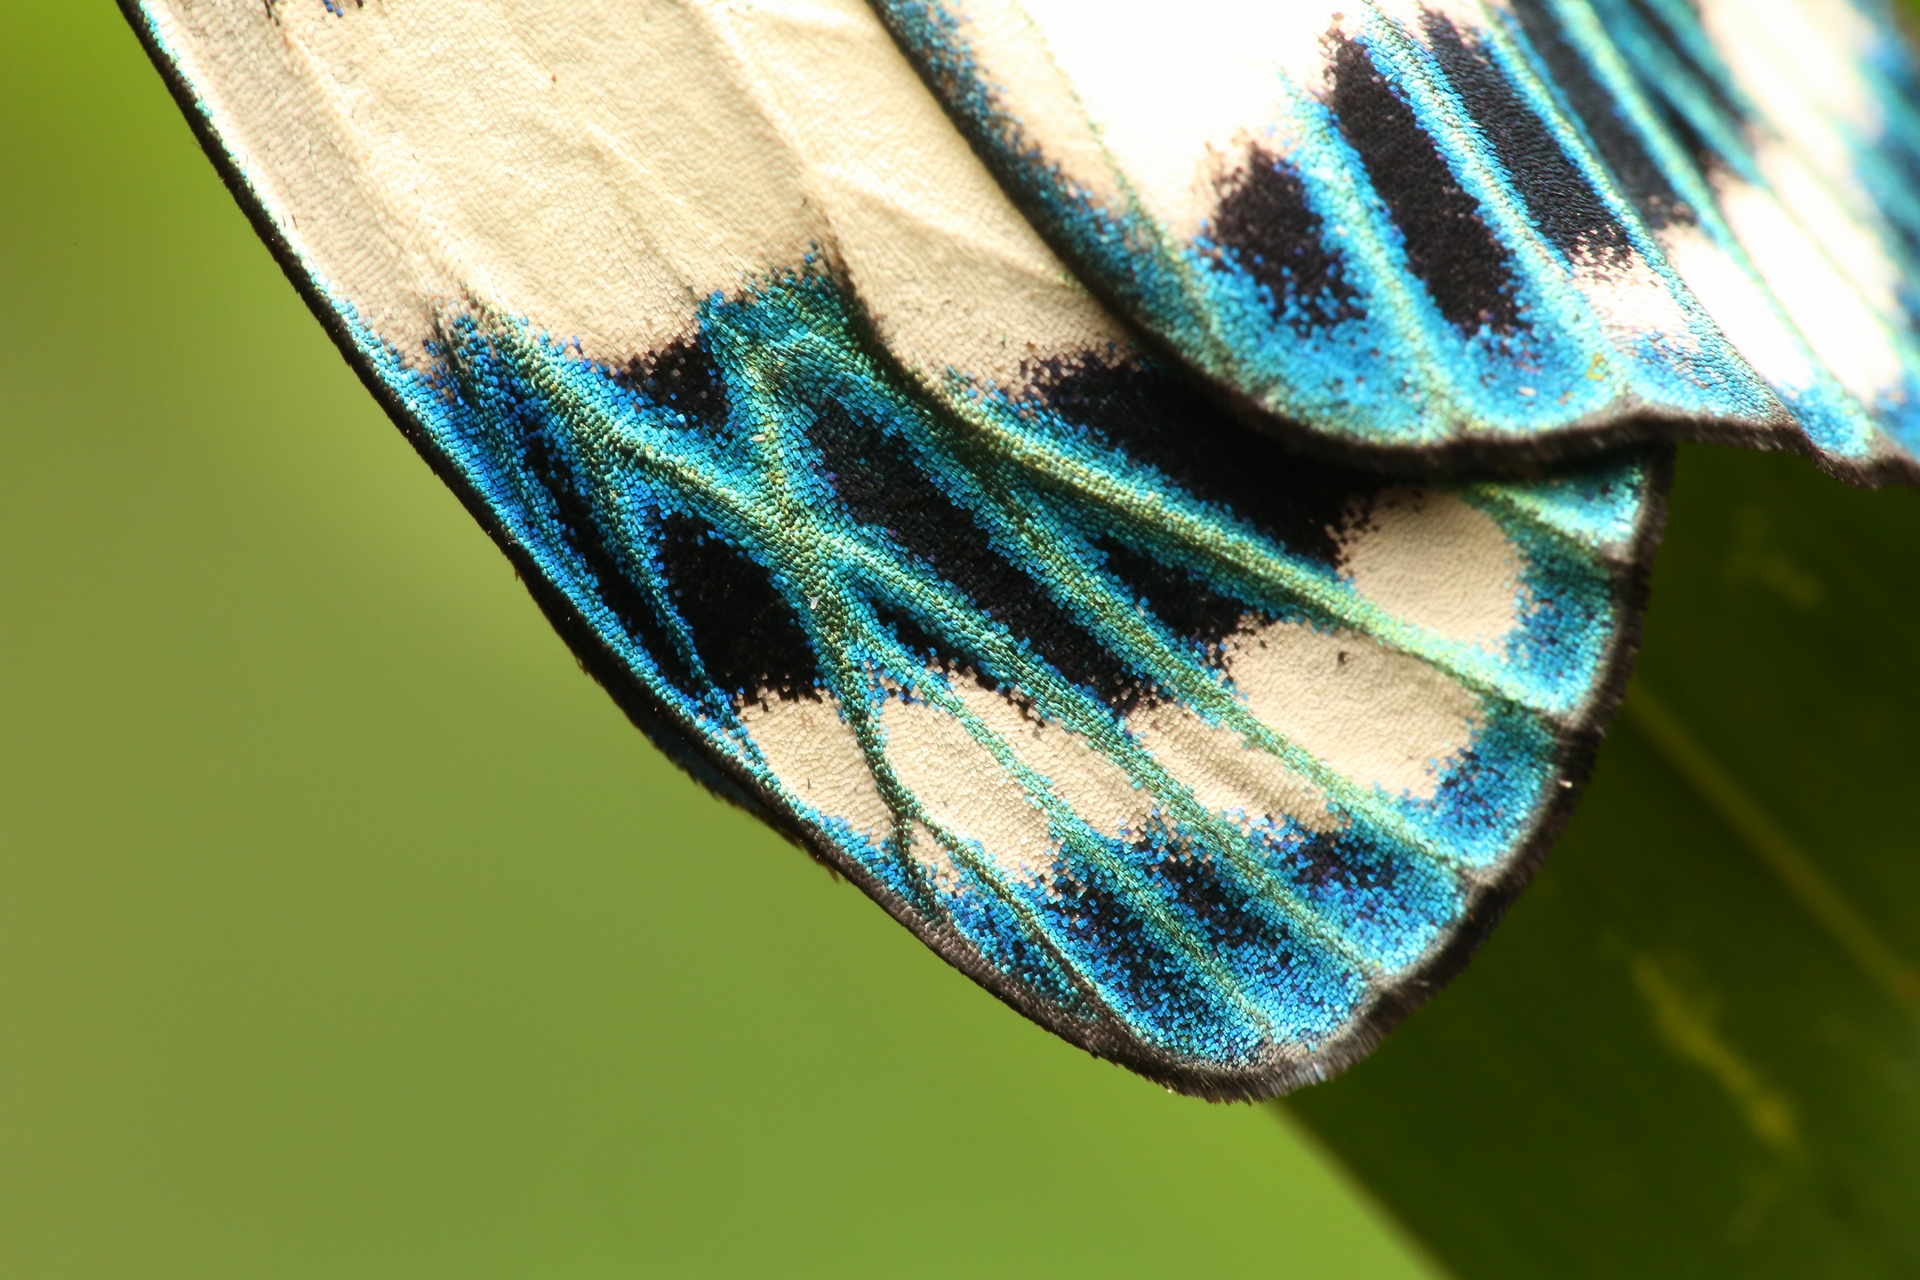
124 0 1906 1095
876 0 1920 479
332 269 1656 1092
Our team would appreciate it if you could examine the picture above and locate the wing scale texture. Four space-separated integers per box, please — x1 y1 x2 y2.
876 0 1920 479
126 0 1662 1096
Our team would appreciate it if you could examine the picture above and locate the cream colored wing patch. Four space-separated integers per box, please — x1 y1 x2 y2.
128 0 1666 1099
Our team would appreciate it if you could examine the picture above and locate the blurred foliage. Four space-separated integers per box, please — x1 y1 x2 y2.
1287 443 1920 1275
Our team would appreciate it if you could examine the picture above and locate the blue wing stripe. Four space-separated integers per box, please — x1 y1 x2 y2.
128 0 1664 1095
312 267 1651 1089
875 0 1920 478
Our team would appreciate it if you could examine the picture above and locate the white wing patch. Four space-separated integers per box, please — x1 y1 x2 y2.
1656 221 1819 396
947 675 1145 843
153 0 828 360
1130 698 1336 833
1715 171 1906 409
1009 0 1347 235
880 690 1061 882
704 0 1129 387
1339 491 1523 652
738 693 893 840
129 0 1664 1097
1223 620 1482 803
149 0 1121 380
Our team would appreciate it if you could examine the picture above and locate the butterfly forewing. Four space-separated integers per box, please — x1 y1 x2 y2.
127 0 1661 1097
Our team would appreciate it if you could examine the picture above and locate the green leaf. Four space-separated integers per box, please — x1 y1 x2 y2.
1285 443 1920 1275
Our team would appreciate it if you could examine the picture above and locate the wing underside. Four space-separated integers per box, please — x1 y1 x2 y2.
127 0 1665 1096
876 0 1920 479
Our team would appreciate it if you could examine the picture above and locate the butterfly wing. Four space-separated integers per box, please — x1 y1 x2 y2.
126 0 1662 1097
874 0 1920 479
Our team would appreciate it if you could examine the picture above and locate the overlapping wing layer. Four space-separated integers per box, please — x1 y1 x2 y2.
874 0 1920 479
126 0 1662 1096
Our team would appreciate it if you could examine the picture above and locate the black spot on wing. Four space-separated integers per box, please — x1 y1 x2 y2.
805 400 1152 711
612 334 729 430
1282 828 1408 897
1096 537 1246 654
1506 0 1696 228
657 512 821 703
1023 358 1379 569
1207 147 1364 332
1046 859 1240 1047
1138 830 1351 1036
518 428 697 696
1422 12 1633 270
1328 34 1523 334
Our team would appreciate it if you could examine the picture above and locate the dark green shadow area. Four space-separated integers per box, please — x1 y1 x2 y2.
0 7 1431 1278
1288 442 1920 1276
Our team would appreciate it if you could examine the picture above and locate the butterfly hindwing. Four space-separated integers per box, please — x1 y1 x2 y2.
386 270 1665 1094
875 0 1920 479
127 0 1662 1096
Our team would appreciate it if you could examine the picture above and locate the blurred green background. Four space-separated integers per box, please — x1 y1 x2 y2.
0 8 1431 1277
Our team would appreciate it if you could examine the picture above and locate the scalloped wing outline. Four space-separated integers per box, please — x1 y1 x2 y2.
125 0 1664 1097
